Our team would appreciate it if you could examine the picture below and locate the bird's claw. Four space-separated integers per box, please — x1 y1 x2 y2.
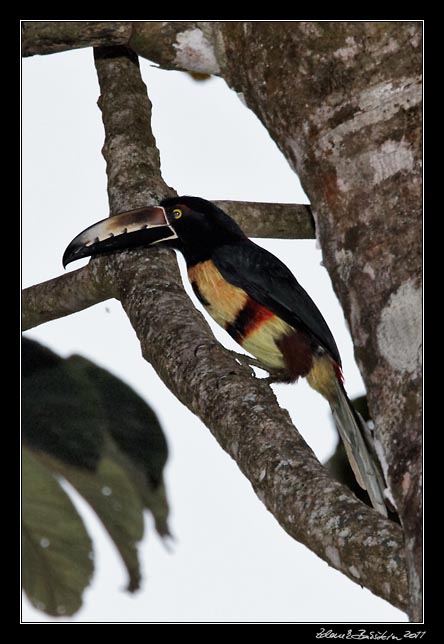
228 351 288 384
229 351 269 374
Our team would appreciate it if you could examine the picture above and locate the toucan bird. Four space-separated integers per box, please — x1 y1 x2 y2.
63 196 388 516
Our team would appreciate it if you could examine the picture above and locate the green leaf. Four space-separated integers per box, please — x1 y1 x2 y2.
22 337 171 615
67 355 168 487
37 444 145 593
66 355 171 536
22 447 94 617
22 339 105 470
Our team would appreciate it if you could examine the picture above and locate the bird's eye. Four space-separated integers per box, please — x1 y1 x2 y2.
172 208 183 219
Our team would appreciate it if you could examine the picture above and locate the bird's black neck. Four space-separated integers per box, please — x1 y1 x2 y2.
177 225 247 267
178 236 246 268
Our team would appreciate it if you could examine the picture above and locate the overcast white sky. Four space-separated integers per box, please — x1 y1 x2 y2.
22 45 406 623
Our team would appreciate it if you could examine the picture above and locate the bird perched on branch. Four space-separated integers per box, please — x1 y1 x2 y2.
63 195 388 516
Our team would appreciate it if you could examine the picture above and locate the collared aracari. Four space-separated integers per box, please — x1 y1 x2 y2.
63 196 387 516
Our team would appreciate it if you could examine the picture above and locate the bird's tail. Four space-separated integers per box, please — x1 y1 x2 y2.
330 377 388 517
306 355 387 516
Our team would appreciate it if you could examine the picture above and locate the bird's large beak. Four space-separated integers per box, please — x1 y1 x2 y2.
62 206 177 268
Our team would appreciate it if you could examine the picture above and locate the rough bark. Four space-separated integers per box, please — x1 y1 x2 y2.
214 201 314 239
21 22 212 71
93 45 173 213
22 21 132 57
22 23 422 617
21 261 116 331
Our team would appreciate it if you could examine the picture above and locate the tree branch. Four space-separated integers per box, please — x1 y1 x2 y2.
93 45 173 213
22 21 132 57
214 201 314 239
21 260 115 332
22 22 215 74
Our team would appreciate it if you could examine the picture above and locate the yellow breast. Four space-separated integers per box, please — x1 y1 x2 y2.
188 260 248 328
188 260 292 371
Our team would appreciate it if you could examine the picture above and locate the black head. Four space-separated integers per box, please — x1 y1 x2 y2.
160 196 246 264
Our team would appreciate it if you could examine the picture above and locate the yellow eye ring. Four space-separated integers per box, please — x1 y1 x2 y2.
172 208 183 219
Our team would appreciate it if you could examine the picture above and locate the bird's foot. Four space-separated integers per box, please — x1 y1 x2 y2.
228 351 270 375
263 371 292 385
228 351 289 384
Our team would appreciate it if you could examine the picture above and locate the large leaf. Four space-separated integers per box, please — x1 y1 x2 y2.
67 355 168 489
22 337 170 616
66 355 170 535
37 445 145 592
22 340 105 470
22 447 94 616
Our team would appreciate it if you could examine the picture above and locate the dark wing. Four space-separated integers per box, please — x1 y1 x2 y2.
212 240 341 365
